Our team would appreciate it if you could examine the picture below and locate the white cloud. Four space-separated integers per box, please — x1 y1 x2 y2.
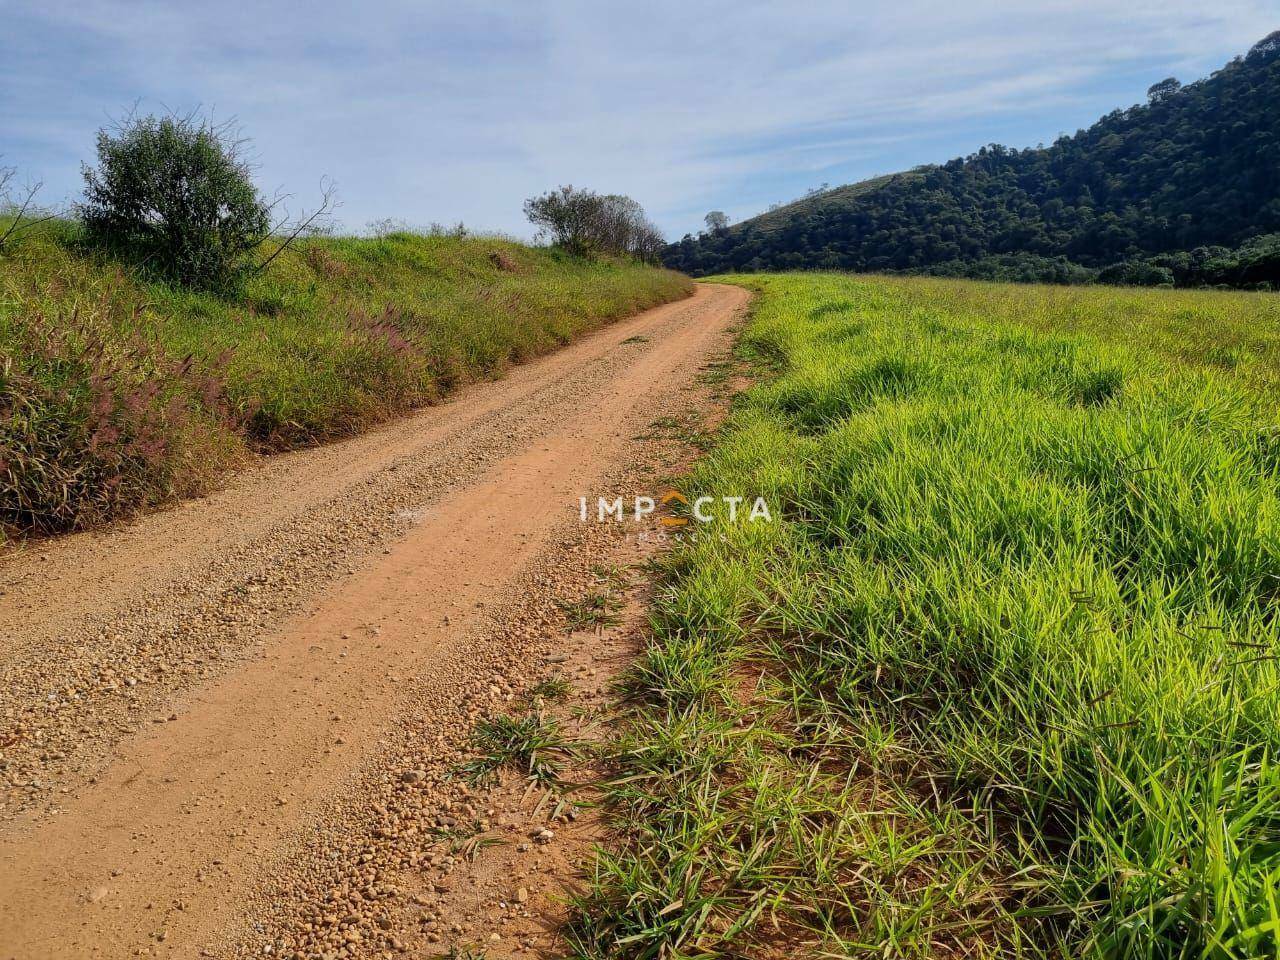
2 0 1276 237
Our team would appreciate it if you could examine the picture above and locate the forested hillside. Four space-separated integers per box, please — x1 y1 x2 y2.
667 32 1280 287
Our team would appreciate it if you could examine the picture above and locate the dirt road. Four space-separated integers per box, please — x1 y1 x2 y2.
0 283 749 959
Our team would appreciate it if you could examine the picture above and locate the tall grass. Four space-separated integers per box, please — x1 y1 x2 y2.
573 274 1280 958
0 221 690 536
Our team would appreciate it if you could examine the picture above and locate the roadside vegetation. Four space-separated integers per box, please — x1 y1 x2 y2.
0 114 688 539
0 224 688 537
573 274 1280 957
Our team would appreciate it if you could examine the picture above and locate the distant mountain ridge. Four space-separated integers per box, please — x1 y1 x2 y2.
668 32 1280 287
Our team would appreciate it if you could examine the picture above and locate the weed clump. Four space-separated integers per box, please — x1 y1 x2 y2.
459 711 567 786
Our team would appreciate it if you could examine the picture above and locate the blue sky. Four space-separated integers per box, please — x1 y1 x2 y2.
2 1 1277 239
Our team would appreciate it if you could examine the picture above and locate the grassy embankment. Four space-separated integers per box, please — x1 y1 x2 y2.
571 275 1280 957
0 222 690 537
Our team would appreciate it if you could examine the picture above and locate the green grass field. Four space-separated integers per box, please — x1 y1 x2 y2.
572 274 1280 958
0 223 690 536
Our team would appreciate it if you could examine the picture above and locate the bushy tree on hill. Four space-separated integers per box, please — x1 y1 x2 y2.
78 112 334 289
79 113 271 287
524 186 664 263
666 31 1280 289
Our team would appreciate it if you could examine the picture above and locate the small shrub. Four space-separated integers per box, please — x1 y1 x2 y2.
78 113 271 289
